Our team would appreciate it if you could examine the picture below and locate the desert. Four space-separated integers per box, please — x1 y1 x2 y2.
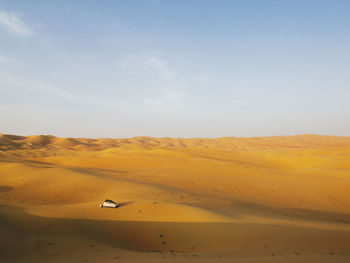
2 1 350 262
0 133 350 262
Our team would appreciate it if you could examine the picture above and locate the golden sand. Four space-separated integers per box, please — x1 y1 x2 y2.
0 134 350 262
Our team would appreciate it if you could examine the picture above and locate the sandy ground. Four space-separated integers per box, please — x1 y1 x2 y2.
0 133 350 262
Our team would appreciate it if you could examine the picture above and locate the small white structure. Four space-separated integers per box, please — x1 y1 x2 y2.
100 199 119 208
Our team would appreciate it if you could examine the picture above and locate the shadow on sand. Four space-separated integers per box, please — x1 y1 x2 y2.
1 203 350 260
0 186 13 192
118 201 134 208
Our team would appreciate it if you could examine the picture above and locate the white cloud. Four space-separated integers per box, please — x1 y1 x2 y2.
0 10 35 36
0 67 123 110
0 54 16 64
120 55 191 108
120 55 175 81
37 83 125 109
142 57 175 81
144 87 188 107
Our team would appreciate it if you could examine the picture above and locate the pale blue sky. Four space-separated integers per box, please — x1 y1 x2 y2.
0 1 349 138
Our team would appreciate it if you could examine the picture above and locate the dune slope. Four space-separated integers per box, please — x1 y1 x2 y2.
0 134 350 262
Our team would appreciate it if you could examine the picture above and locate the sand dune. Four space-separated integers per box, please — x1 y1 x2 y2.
0 134 350 262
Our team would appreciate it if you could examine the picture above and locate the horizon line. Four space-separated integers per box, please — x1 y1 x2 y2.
1 132 349 140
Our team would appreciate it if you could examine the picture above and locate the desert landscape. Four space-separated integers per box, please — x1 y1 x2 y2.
2 1 350 262
0 133 350 262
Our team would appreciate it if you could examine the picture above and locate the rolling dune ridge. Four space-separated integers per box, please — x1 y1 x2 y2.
0 134 350 262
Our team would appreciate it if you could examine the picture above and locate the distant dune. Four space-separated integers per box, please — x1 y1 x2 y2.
1 134 350 262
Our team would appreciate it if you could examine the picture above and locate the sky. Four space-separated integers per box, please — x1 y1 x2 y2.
0 0 349 138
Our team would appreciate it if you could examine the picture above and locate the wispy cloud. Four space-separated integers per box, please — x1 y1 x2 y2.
0 54 17 64
142 56 175 81
120 55 175 81
120 55 190 108
37 83 130 110
0 10 35 36
143 87 188 107
0 66 119 110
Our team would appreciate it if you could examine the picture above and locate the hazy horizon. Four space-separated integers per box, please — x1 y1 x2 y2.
1 1 349 138
1 132 348 140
